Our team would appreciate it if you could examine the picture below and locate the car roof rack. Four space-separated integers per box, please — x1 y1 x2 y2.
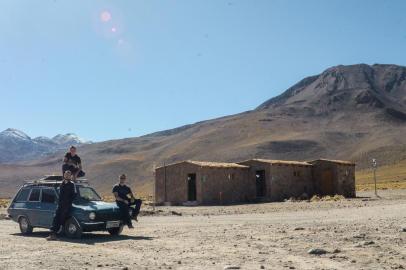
23 175 89 187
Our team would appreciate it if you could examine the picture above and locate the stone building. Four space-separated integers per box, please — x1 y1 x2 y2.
238 159 314 201
154 158 356 205
309 159 356 198
154 160 251 205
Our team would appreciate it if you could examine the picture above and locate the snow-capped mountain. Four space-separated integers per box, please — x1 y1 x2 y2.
0 128 91 163
52 133 91 147
0 128 31 141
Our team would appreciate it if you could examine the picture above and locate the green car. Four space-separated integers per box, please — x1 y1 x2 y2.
7 176 128 238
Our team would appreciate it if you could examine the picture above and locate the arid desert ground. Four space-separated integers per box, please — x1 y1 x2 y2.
0 189 405 270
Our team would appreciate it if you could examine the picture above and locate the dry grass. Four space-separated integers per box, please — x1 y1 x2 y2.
310 194 345 202
356 159 406 191
0 199 9 208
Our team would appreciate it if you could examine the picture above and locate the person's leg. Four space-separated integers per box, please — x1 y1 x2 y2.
69 167 79 180
133 199 142 221
58 205 71 230
117 201 132 228
47 206 62 240
62 164 70 176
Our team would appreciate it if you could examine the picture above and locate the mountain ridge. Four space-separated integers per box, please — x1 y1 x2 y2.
1 63 405 197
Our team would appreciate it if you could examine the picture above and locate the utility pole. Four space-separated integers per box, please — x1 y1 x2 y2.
372 158 378 196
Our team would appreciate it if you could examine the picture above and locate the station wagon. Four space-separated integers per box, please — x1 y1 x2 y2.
7 176 133 238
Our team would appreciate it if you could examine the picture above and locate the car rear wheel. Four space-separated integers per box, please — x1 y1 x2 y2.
19 216 33 234
108 225 124 236
64 218 82 239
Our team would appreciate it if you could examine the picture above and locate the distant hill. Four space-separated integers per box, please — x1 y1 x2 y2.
1 64 405 197
0 128 91 163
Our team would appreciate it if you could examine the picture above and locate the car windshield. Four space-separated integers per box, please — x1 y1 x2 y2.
77 186 102 201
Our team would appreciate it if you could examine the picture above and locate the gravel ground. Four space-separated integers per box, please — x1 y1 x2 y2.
0 189 405 270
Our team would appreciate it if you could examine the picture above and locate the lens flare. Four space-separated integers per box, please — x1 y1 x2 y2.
100 11 111 22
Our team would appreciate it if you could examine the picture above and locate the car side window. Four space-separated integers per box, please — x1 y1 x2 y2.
41 189 57 204
15 188 30 202
28 188 41 202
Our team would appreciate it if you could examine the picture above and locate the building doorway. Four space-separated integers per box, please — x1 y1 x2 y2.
255 170 266 197
321 170 334 195
187 174 197 201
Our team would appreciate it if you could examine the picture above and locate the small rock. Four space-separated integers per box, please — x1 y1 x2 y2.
308 248 328 255
260 266 265 269
362 241 375 246
294 227 305 231
353 233 366 239
122 267 129 270
171 211 182 216
333 248 341 253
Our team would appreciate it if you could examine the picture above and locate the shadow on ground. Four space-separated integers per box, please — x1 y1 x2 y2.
11 231 153 245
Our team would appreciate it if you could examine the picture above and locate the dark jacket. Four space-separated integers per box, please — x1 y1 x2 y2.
58 181 76 206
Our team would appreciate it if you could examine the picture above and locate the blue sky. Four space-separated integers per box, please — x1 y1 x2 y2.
1 0 406 142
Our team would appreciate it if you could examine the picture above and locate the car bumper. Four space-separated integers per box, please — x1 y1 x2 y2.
80 221 122 232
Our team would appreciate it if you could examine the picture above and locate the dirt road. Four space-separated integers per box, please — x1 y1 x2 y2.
0 190 405 270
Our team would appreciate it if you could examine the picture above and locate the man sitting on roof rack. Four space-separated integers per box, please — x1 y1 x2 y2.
62 146 85 181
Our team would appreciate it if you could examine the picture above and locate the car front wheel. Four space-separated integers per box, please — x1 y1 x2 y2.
108 225 124 236
64 218 82 239
19 216 33 234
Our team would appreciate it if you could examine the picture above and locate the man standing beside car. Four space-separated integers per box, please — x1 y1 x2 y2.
46 170 76 241
62 146 85 180
112 174 142 229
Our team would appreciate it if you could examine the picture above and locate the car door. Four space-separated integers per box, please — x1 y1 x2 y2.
8 187 31 222
25 188 42 227
38 188 58 228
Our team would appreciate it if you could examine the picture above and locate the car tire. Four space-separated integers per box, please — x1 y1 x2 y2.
64 218 82 239
108 225 124 236
18 216 33 234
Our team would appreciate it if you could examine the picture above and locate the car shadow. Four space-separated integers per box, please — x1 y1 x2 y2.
11 231 154 245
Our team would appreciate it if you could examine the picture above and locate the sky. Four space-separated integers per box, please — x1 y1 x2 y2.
1 0 406 142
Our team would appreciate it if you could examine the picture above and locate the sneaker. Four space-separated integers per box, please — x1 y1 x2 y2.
46 233 58 241
128 224 134 229
56 225 63 234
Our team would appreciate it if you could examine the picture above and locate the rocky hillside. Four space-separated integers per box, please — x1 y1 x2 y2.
1 64 405 197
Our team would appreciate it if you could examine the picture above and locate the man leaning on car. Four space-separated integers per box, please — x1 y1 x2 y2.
46 170 76 241
113 174 142 229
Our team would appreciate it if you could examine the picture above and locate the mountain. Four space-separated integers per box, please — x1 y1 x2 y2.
0 129 90 164
52 133 91 147
1 64 405 197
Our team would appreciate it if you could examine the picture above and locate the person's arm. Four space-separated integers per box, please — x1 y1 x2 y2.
63 153 68 164
113 192 128 204
112 186 128 204
74 157 82 178
128 188 135 203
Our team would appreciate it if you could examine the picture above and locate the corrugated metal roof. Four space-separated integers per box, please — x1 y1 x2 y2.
241 159 313 166
309 159 355 165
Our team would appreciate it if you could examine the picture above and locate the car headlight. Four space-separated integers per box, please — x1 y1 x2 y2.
89 212 96 220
